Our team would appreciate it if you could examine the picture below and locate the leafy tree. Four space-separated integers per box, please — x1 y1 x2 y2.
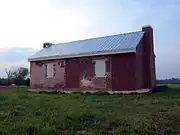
12 67 29 85
3 66 29 85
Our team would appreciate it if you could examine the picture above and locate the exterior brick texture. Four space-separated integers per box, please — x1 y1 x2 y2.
141 26 156 89
65 56 111 90
111 53 136 90
30 60 65 89
30 26 156 91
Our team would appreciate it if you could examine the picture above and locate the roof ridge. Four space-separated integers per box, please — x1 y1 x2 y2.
53 30 143 45
28 30 144 61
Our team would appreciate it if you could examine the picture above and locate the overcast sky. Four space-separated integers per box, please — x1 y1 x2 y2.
0 0 180 79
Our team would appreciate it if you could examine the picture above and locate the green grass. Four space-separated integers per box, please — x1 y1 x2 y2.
0 88 180 135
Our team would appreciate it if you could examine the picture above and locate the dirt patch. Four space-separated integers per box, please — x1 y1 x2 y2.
0 86 12 90
0 85 28 92
0 86 13 92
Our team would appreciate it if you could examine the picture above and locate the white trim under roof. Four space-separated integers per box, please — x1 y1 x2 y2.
28 48 136 62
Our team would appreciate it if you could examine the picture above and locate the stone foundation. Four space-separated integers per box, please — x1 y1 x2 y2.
28 88 150 94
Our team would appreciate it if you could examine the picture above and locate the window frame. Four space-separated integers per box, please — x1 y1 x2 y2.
45 63 54 78
93 59 106 77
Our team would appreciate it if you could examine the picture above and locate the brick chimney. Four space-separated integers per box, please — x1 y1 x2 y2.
142 25 156 89
43 42 52 48
142 25 154 54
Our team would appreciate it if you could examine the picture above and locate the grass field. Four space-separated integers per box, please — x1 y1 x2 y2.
0 87 180 135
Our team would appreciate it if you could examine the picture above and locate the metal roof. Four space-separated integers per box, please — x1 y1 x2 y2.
28 31 144 61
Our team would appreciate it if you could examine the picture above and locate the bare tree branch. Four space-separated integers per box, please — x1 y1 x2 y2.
5 66 14 85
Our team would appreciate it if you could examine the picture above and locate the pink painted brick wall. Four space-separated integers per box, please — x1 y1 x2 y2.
30 60 65 89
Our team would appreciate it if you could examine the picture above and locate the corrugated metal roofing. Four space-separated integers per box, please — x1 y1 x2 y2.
28 31 144 61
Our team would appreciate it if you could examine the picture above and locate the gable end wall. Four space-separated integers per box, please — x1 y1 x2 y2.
135 26 156 89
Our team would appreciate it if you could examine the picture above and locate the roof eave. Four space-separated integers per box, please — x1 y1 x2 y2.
27 48 136 62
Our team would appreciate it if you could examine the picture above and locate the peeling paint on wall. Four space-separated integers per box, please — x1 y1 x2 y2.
30 60 66 89
80 71 111 89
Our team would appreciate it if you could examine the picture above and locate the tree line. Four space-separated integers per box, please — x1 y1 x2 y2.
156 78 180 84
0 67 30 86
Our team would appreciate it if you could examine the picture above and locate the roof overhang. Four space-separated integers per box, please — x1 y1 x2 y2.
27 48 136 62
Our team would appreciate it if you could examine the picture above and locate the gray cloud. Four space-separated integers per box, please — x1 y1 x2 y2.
0 47 37 78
